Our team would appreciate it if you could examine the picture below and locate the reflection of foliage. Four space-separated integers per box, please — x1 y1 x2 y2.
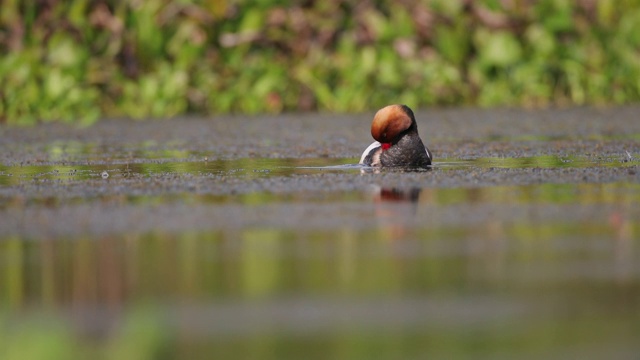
1 203 639 359
2 0 640 124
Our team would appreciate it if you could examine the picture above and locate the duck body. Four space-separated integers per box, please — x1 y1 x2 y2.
359 105 432 168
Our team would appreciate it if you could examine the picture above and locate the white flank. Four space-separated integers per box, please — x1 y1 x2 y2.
359 141 381 164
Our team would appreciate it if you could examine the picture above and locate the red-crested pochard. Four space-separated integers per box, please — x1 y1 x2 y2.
359 105 432 167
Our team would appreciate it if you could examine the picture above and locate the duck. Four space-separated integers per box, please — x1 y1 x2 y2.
359 104 432 167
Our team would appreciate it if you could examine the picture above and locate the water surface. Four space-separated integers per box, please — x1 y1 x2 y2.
1 111 639 359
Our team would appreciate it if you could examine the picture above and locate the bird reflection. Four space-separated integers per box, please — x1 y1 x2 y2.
361 166 431 240
372 186 422 203
367 185 423 242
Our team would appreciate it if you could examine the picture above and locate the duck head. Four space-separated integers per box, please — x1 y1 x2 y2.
370 105 415 148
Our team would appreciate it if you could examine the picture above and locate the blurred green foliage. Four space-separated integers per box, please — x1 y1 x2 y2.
2 0 640 124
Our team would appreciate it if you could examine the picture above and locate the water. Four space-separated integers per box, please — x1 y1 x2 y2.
1 149 639 359
3 104 640 360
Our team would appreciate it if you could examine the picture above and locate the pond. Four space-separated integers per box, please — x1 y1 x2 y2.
1 107 639 359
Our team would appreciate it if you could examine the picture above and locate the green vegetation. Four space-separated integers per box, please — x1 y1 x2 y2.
2 0 640 125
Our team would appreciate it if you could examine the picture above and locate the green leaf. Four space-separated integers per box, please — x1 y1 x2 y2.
476 30 523 68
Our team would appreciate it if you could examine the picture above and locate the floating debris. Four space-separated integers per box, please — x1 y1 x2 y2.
625 150 633 162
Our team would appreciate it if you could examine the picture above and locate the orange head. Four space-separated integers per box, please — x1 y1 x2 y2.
371 105 414 144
